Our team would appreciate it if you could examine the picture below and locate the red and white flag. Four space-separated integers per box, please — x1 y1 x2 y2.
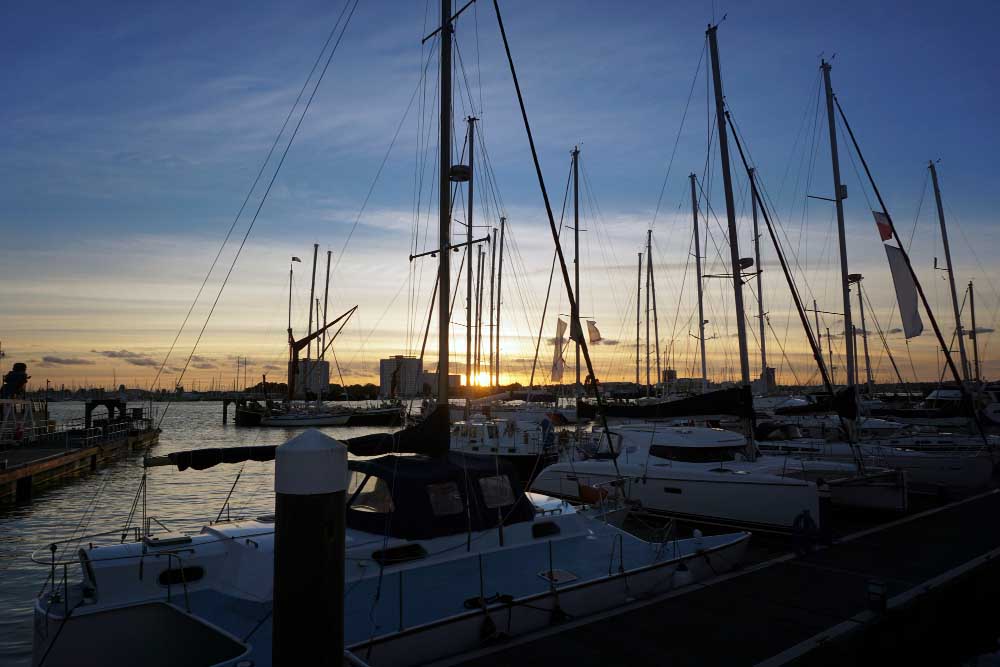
873 211 893 241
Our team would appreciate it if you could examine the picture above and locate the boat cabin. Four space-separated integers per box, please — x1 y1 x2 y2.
346 452 535 541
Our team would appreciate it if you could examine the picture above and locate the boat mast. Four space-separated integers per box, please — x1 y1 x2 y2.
635 251 642 387
750 169 767 395
707 27 752 390
572 146 581 402
645 236 651 396
488 226 496 387
437 0 453 413
495 216 505 386
475 246 484 383
852 275 874 393
648 229 662 394
928 161 970 382
821 60 856 388
969 281 981 382
322 250 331 362
307 243 318 366
465 116 477 414
691 173 708 393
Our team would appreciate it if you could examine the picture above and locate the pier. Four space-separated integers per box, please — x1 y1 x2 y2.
0 400 159 503
449 489 1000 666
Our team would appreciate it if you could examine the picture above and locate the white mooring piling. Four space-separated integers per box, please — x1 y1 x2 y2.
272 428 347 666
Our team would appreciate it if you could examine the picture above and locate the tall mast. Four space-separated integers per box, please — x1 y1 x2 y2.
929 161 970 382
970 281 981 382
853 275 874 393
707 25 752 392
691 174 708 393
635 251 642 386
649 229 662 394
572 146 581 401
465 117 477 405
645 238 651 396
288 261 294 331
750 169 767 394
827 327 834 383
495 217 506 386
814 299 825 383
488 226 496 387
437 0 452 409
821 60 856 388
307 243 319 363
322 250 331 361
475 246 485 382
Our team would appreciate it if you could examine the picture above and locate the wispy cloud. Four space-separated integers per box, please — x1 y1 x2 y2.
40 356 95 366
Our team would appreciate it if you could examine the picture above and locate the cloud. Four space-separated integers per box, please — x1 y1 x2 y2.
262 364 283 371
93 349 159 366
887 328 903 335
599 339 620 346
40 356 95 366
192 362 217 369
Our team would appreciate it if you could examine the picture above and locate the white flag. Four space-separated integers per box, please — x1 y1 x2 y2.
885 245 923 339
586 320 602 343
551 318 567 381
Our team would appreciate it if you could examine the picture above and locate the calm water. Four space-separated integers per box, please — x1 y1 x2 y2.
0 401 390 666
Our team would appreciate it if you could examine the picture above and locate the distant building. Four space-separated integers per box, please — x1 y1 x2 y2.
379 356 423 398
420 370 460 395
295 359 330 398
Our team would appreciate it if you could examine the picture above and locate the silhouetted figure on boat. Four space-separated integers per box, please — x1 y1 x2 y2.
1 363 29 398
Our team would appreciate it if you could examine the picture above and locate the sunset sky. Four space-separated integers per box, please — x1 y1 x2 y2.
3 0 997 391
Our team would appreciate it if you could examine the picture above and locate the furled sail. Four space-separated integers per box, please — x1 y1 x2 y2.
885 244 923 338
551 318 567 381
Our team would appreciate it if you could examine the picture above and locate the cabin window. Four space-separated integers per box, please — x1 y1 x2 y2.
426 482 464 516
488 423 499 439
158 566 205 586
372 543 428 566
649 445 738 463
348 473 395 513
479 475 515 508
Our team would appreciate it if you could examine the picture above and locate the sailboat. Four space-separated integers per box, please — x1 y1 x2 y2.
31 6 749 666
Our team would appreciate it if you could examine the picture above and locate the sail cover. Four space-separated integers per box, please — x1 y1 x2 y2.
146 406 451 470
885 245 923 338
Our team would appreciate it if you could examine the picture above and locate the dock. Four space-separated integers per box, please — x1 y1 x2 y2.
0 400 160 503
447 489 1000 666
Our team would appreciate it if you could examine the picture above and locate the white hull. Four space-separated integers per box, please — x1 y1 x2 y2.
759 439 996 490
347 532 749 666
260 413 350 426
532 462 819 532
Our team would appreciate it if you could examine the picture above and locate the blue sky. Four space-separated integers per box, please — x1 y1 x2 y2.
2 0 998 388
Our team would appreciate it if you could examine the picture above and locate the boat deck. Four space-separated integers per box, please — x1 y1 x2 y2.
449 489 1000 666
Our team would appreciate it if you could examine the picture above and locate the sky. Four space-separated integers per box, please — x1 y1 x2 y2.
2 0 998 391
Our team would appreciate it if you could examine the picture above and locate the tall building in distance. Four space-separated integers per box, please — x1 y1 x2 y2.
379 356 423 398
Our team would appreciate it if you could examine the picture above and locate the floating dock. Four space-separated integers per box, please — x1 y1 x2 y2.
0 400 159 503
447 489 1000 666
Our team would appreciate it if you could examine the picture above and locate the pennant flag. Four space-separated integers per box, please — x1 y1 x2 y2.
586 320 603 343
551 318 568 381
885 245 923 338
291 256 302 262
873 211 893 242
